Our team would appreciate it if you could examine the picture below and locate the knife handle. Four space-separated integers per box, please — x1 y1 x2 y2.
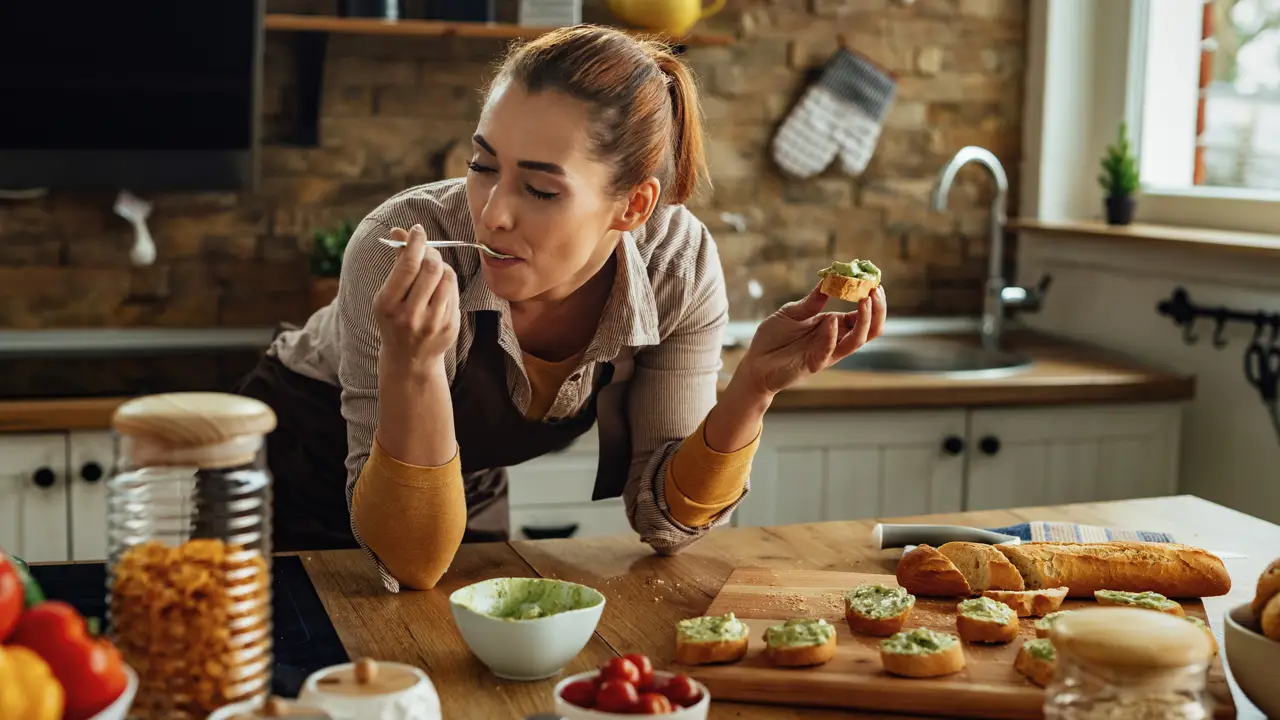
873 523 1019 549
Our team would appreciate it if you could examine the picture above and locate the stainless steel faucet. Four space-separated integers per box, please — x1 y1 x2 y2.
931 146 1051 351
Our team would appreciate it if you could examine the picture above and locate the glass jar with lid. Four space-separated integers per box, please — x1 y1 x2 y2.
107 392 277 719
1045 606 1216 720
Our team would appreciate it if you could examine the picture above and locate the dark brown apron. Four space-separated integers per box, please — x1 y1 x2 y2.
235 311 607 553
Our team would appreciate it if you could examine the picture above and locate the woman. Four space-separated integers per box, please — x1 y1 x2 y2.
238 25 886 592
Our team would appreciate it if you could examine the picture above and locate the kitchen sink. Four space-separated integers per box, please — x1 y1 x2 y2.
832 336 1033 377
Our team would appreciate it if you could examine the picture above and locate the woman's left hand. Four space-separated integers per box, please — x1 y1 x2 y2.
737 283 887 398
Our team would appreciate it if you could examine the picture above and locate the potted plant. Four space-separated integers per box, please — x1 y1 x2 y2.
308 220 355 312
1098 121 1140 225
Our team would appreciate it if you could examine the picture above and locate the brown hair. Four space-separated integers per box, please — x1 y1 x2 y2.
491 25 708 205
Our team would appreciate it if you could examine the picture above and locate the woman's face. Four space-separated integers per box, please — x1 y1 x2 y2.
465 80 656 303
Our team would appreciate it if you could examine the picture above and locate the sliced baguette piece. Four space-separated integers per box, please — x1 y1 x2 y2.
896 544 972 597
1252 557 1280 616
819 272 879 303
1094 589 1185 616
763 618 837 668
1035 610 1072 638
982 586 1068 617
956 597 1019 644
1182 616 1218 655
939 542 1025 592
844 584 915 637
674 612 749 666
1014 638 1056 687
879 628 966 678
993 541 1231 598
1262 593 1280 641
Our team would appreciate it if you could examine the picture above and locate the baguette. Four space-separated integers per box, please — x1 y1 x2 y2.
844 584 915 637
1262 593 1280 641
1252 557 1280 616
819 273 879 303
1014 638 1056 687
993 541 1231 598
1094 589 1185 616
879 628 966 678
896 544 972 597
956 597 1019 644
1035 610 1072 638
763 618 837 668
982 587 1068 617
939 542 1025 592
674 612 749 666
1182 616 1218 655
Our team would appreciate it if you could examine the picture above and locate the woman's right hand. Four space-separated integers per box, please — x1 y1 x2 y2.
373 224 460 380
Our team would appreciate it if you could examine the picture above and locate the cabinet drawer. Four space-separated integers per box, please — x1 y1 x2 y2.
510 502 626 541
507 454 600 507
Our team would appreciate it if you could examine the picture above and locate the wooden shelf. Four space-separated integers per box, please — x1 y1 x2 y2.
1010 218 1280 260
264 13 736 46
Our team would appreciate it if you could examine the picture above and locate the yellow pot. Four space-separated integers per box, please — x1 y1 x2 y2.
607 0 726 36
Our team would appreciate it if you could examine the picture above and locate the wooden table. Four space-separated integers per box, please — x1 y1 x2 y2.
298 496 1276 719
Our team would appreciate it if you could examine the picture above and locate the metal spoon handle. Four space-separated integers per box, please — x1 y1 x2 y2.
377 237 511 259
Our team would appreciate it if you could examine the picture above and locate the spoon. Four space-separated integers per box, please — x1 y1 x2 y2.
378 237 515 260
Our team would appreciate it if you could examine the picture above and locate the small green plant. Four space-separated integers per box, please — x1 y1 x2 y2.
308 219 356 278
1098 121 1140 197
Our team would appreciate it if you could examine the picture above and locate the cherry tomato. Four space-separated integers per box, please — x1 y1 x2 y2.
624 653 655 690
660 674 702 708
560 679 596 709
600 656 641 686
594 679 639 713
633 692 674 714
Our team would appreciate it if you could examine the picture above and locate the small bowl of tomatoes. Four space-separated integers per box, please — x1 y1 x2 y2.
553 653 709 719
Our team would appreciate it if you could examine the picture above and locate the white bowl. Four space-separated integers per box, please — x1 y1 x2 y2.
449 577 605 681
88 665 138 720
553 670 710 720
1224 602 1280 718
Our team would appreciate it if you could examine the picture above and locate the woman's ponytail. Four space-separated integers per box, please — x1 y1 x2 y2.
650 50 709 205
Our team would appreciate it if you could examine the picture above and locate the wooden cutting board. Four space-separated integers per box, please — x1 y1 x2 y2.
685 567 1235 719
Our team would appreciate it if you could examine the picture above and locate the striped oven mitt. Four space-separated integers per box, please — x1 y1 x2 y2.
771 48 897 179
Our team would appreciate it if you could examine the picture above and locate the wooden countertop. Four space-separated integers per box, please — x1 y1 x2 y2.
0 332 1193 432
299 496 1274 718
1010 218 1280 259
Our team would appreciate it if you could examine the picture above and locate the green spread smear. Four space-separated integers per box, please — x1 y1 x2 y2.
1025 637 1056 662
1183 616 1209 630
880 627 958 655
846 584 914 619
452 578 604 621
677 612 748 642
958 596 1015 623
818 259 881 281
765 618 835 648
1036 610 1072 633
1096 589 1179 611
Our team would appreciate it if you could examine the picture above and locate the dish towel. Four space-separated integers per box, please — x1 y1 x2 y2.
986 521 1176 544
770 48 897 179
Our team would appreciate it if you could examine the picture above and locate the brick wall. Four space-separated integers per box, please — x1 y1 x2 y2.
0 0 1024 329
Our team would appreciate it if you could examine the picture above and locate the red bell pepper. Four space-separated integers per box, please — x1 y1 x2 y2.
0 552 21 642
7 601 129 720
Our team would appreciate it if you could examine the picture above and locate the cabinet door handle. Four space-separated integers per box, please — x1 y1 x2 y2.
80 462 104 483
941 435 965 456
521 524 579 540
979 435 1001 456
32 467 56 488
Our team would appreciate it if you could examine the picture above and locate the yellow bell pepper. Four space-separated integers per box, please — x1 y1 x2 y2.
0 645 64 720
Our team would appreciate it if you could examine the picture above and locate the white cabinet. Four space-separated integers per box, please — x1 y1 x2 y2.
67 431 116 561
506 427 628 540
0 433 70 563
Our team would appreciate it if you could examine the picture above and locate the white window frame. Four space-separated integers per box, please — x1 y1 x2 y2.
1020 0 1280 234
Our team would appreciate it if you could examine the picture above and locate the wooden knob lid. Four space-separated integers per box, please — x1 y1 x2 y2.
112 392 277 469
1050 607 1213 670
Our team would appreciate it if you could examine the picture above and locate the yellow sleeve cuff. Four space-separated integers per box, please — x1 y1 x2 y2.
365 436 461 489
664 418 759 527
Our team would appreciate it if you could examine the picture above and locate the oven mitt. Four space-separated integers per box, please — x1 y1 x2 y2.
771 48 897 179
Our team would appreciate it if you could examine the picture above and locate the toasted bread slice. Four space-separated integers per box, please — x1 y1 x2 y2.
956 597 1019 644
819 273 879 303
763 619 837 667
896 544 972 597
673 612 749 666
880 628 966 678
1253 557 1280 617
982 586 1068 617
1014 638 1056 687
1182 616 1218 655
1035 610 1072 638
1094 590 1185 616
1262 593 1280 641
939 542 1025 592
844 584 915 637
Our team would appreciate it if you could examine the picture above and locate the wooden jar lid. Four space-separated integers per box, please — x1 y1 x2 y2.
112 392 277 469
1050 607 1213 670
313 658 420 697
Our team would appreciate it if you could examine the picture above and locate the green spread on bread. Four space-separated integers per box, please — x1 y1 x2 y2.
764 618 835 648
1183 615 1209 630
818 259 880 281
1024 637 1055 662
1096 589 1179 611
880 627 958 655
1036 610 1071 633
846 584 914 619
958 596 1015 622
676 612 747 642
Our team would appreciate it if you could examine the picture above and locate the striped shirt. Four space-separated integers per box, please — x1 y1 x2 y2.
269 178 748 590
